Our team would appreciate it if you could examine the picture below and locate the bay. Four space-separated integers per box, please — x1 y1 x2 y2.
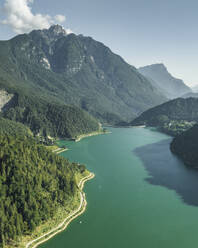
41 127 198 248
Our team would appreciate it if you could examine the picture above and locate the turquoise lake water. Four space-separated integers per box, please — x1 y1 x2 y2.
41 127 198 248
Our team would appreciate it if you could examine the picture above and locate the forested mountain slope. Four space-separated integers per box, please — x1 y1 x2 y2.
131 98 198 126
1 90 99 139
0 133 88 246
0 117 32 137
0 25 166 124
171 125 198 168
131 98 198 135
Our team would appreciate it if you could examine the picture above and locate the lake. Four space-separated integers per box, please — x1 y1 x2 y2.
41 127 198 248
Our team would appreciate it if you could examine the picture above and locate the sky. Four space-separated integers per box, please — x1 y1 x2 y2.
0 0 197 87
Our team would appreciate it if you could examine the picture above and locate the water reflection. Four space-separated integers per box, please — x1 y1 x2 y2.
135 138 198 207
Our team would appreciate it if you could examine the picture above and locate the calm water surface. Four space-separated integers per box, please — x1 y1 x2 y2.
41 127 198 248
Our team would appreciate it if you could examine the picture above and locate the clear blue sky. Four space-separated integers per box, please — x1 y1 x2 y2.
0 0 198 86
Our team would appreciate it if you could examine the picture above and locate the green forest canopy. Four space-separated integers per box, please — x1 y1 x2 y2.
0 133 87 247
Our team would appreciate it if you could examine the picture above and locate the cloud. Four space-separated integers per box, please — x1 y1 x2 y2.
1 0 68 34
54 15 66 24
65 28 73 34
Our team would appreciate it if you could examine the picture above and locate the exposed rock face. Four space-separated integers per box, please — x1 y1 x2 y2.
30 25 68 44
0 90 13 111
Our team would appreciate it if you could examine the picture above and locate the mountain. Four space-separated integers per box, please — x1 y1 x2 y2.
0 25 166 126
171 124 198 168
138 64 191 99
131 98 198 126
131 98 198 135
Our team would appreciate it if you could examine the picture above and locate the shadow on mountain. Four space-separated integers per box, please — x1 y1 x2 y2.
134 138 198 207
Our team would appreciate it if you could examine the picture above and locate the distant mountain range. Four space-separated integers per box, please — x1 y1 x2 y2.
138 64 191 99
0 25 166 131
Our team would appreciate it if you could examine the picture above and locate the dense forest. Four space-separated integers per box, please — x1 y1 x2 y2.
2 91 100 139
131 98 198 135
0 133 87 247
171 124 198 168
0 117 32 137
132 98 198 126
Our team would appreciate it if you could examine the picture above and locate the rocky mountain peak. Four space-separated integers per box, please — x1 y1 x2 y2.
29 24 68 43
139 63 167 72
48 24 68 36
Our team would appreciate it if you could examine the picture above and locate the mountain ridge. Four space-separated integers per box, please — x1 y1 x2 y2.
131 97 198 126
138 63 191 99
131 97 198 136
0 25 167 126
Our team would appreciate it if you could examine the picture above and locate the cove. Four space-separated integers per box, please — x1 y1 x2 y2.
40 127 198 248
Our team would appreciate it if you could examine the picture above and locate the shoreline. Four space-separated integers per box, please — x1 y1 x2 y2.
56 148 68 154
74 130 110 142
25 173 95 248
131 125 146 128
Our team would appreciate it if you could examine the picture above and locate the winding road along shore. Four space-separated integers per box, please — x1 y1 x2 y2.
26 173 95 248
